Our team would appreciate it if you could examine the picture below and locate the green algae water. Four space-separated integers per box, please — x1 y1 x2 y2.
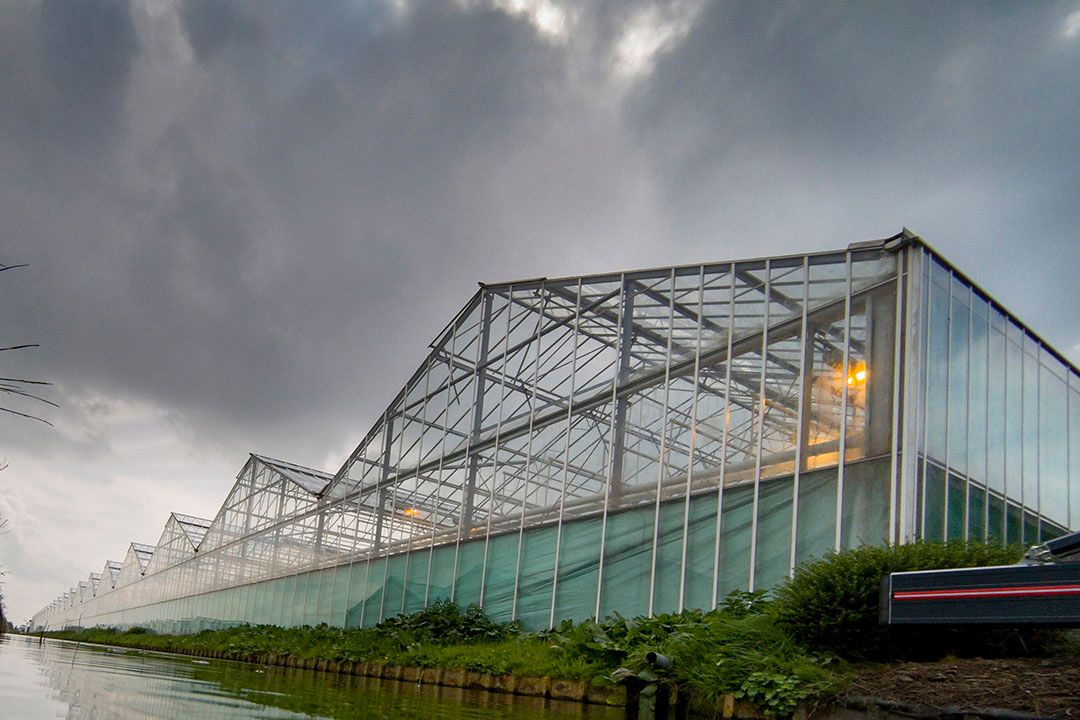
0 634 624 719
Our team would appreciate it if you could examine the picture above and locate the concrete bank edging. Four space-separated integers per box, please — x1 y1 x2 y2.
167 645 627 707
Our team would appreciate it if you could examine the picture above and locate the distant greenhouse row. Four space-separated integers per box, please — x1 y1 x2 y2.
31 232 1080 633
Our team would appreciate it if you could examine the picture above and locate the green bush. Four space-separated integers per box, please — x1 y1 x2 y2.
770 541 1049 660
648 613 843 717
374 599 520 645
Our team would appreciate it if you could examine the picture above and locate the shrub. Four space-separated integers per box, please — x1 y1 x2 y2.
624 612 843 717
373 599 520 645
770 541 1051 660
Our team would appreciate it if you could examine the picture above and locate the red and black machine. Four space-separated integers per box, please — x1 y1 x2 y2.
881 530 1080 626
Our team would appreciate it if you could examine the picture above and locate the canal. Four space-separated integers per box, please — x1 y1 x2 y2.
0 634 625 719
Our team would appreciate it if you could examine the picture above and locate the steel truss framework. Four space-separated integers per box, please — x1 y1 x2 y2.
32 233 1080 632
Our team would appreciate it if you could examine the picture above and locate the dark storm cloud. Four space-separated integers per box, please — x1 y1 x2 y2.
3 0 1080 624
0 0 633 467
1 0 1078 471
0 0 137 170
626 1 1080 345
40 0 139 141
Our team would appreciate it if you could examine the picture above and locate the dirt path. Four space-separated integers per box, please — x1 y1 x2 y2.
848 658 1080 718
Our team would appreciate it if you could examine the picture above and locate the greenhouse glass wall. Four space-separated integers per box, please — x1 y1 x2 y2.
30 231 1080 632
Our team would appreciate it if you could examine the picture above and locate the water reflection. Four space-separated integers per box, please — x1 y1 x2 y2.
0 635 623 719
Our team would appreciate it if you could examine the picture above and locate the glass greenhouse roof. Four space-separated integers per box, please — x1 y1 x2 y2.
253 454 334 495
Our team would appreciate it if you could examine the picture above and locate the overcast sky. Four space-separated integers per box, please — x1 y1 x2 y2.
2 0 1079 622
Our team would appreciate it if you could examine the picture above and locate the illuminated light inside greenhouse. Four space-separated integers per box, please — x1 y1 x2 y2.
31 231 1080 632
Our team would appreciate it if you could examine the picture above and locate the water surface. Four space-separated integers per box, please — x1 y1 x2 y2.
0 634 624 719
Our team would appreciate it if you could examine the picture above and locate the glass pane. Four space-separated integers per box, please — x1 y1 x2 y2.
1022 348 1039 541
403 549 430 615
682 492 718 611
923 462 946 542
795 467 837 566
482 533 518 622
516 525 556 629
716 484 753 599
986 320 1007 497
598 507 650 620
553 517 601 623
1005 338 1023 520
987 493 1006 544
1039 361 1068 535
361 558 386 627
454 540 485 608
968 484 986 542
1071 386 1080 530
652 501 684 614
382 553 407 619
925 279 950 463
841 458 890 549
947 473 966 541
753 475 793 591
947 289 968 476
968 307 988 486
428 545 455 604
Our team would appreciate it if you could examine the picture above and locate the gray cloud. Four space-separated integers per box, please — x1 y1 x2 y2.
626 1 1080 341
1 0 1078 621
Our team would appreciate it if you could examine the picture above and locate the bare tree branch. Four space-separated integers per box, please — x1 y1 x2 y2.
0 406 53 425
2 262 56 426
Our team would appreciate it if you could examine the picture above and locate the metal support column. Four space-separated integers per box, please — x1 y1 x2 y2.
608 281 636 500
463 291 495 530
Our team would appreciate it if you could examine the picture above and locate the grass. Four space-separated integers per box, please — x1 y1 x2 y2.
44 602 846 717
41 542 1061 718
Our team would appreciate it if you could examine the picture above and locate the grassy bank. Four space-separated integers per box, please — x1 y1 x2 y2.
47 598 843 716
45 542 1060 718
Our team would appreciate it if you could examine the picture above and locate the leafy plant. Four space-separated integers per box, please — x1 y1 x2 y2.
719 589 770 618
770 541 1051 660
736 670 816 717
374 599 520 645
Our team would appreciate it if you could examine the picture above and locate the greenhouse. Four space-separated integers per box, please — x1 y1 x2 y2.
31 230 1080 632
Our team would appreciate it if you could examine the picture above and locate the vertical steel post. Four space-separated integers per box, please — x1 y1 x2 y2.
710 266 737 609
919 253 935 541
677 266 706 612
423 318 461 608
964 285 974 541
1035 354 1042 541
789 257 810 576
748 261 771 591
479 286 515 609
451 292 492 603
647 269 677 615
463 291 495 530
941 270 955 543
399 360 434 615
608 281 636 499
549 279 583 628
835 253 853 551
888 248 905 546
1019 336 1026 542
594 274 630 621
983 304 991 542
512 286 547 621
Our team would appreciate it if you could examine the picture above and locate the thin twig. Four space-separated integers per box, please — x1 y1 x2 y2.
0 386 59 407
0 406 54 426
